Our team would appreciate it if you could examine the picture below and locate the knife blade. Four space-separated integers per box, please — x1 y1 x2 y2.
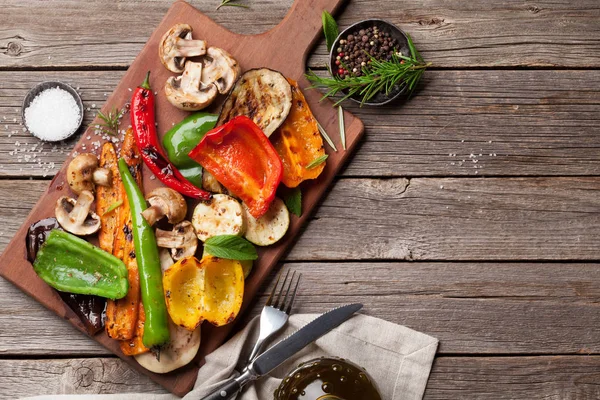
200 303 362 400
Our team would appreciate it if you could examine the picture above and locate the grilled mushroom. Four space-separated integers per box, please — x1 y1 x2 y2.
200 47 241 94
159 23 207 73
55 190 101 236
155 221 198 260
165 61 218 111
67 153 112 195
141 187 187 227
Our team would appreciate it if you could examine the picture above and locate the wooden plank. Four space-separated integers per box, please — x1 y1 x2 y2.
3 261 600 355
2 70 600 178
2 0 600 68
2 177 600 261
2 356 600 399
426 356 600 399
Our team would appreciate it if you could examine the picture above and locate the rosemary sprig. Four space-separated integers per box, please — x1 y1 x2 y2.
217 0 248 10
306 34 430 106
96 107 125 136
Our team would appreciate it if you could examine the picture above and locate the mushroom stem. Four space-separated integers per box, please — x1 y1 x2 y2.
92 168 112 187
175 38 207 57
68 191 95 224
142 206 164 227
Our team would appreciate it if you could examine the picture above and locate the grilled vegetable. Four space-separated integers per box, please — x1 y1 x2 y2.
163 256 244 330
162 112 218 188
120 303 149 356
96 143 121 257
243 197 290 246
105 130 142 341
118 157 170 347
192 194 245 242
134 250 201 373
188 116 283 218
131 71 212 200
271 79 326 188
217 68 293 136
26 218 106 335
33 230 128 299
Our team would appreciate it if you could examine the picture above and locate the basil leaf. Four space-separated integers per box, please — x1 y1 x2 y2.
306 154 329 169
203 235 258 261
322 11 339 52
283 187 302 217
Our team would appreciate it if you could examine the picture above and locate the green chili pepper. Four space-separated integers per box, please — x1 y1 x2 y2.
162 112 217 188
33 230 128 299
118 157 170 347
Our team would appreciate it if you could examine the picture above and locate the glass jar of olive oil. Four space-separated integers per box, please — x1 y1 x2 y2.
274 357 381 400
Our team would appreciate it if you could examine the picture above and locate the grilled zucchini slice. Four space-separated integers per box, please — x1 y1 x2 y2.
192 194 246 242
217 68 293 137
243 197 290 246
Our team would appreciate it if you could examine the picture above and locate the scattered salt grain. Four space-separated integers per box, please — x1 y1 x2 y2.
24 87 81 141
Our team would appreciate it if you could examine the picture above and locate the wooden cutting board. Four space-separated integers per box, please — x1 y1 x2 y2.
0 0 364 395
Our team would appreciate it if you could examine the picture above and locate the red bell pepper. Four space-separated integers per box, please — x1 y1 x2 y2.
130 71 212 201
188 116 283 218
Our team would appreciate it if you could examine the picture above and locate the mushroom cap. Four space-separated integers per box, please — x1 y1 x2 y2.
55 191 101 236
146 187 188 224
201 47 241 94
159 23 207 73
156 221 198 261
68 153 99 195
165 61 218 111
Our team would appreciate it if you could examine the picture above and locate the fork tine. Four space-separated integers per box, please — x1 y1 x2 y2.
265 270 283 307
279 271 296 311
286 273 301 314
272 270 290 309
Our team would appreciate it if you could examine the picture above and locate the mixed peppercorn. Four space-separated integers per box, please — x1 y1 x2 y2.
334 24 401 78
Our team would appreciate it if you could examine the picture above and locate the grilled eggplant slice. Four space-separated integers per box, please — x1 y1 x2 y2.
217 68 293 137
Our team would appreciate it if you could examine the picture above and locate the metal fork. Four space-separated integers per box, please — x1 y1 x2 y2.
247 270 301 362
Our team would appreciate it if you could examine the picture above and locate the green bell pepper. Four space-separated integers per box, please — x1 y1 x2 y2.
162 112 217 188
33 229 129 299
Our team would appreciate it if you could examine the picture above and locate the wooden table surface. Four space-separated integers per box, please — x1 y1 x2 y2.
1 0 600 398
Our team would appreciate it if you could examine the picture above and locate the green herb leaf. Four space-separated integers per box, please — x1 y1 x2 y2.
322 11 339 52
96 107 126 136
103 200 123 216
217 0 249 10
203 235 258 260
283 187 302 217
316 121 338 152
338 105 346 150
306 154 329 169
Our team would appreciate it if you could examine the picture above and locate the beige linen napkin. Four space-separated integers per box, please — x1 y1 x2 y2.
25 314 438 400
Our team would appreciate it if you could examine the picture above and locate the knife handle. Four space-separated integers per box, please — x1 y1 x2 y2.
200 369 256 400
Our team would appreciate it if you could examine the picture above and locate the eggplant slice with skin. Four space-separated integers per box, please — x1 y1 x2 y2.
217 68 293 137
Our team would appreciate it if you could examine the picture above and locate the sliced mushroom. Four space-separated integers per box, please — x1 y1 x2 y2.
200 47 241 94
156 221 198 261
165 61 218 111
141 187 187 227
67 153 112 195
159 23 207 73
55 190 101 236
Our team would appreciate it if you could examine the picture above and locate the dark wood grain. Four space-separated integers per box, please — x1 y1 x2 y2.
2 356 600 399
0 0 364 395
2 0 600 68
4 260 599 356
2 177 600 261
3 69 600 178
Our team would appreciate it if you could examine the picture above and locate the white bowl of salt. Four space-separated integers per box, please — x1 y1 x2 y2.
22 81 84 142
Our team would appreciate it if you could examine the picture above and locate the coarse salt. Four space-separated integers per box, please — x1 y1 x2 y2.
24 87 81 141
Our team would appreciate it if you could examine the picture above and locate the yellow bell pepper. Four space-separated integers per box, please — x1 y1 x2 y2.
163 256 244 330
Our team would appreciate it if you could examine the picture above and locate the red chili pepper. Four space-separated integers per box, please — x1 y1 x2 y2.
188 116 283 218
130 71 212 201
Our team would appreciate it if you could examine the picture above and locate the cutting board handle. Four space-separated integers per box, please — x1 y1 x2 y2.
268 0 347 65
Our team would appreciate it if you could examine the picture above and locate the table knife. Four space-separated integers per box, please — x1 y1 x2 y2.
200 303 363 400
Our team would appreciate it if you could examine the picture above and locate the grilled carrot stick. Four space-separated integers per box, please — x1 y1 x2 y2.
106 129 143 340
96 142 120 254
120 302 150 356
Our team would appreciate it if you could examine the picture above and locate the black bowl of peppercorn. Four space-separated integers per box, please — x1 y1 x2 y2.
329 19 411 105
